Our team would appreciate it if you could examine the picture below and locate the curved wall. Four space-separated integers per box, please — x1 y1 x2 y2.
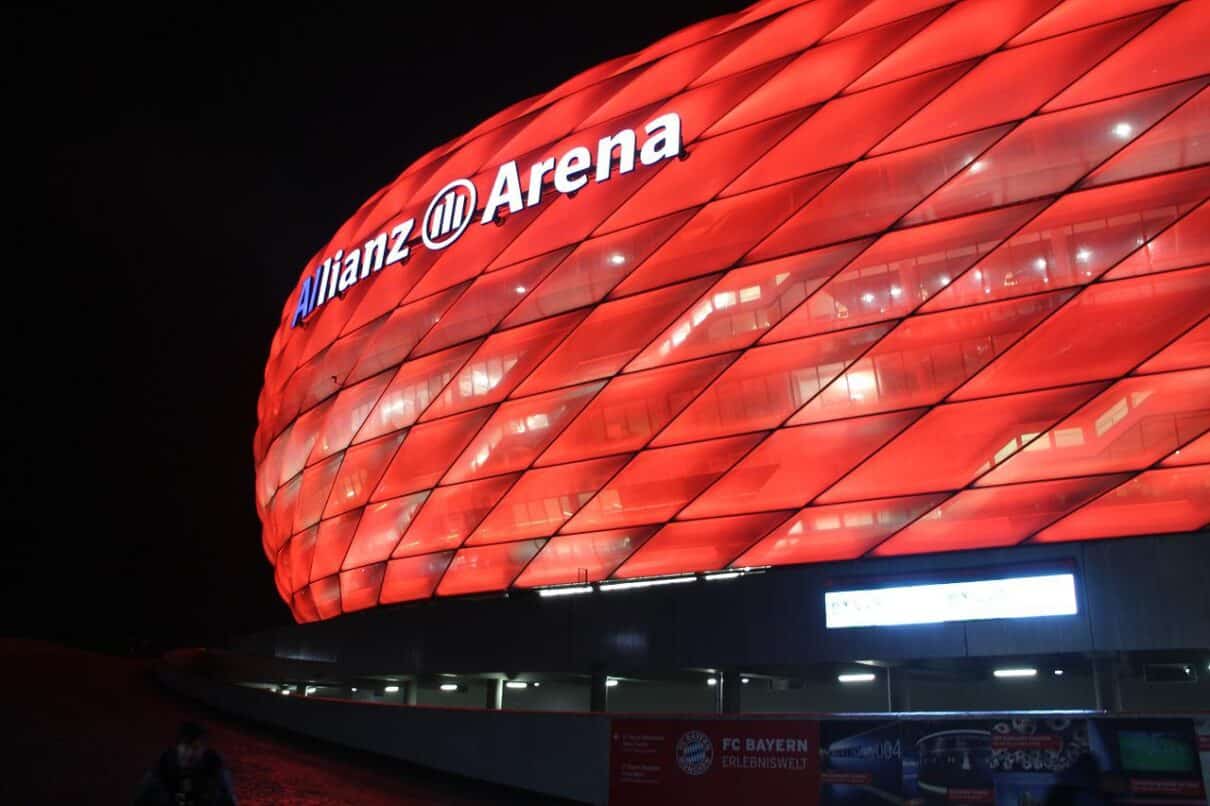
256 0 1210 622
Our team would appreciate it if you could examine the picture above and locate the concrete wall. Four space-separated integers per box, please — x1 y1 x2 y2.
162 667 610 804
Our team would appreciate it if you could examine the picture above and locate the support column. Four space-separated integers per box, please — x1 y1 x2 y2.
1093 657 1123 713
404 679 418 706
590 669 609 713
485 678 503 710
886 667 910 713
721 667 742 714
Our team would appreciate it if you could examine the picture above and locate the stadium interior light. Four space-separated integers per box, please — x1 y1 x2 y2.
505 681 528 689
993 668 1038 679
599 575 696 592
706 678 718 686
838 673 876 684
537 585 593 598
439 683 459 692
384 685 400 693
606 678 620 688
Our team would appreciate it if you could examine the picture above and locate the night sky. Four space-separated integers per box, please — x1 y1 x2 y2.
6 3 746 651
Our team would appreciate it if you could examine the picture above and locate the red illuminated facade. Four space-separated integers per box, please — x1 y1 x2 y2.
256 0 1210 623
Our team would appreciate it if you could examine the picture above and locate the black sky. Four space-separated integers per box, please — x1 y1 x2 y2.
6 3 747 650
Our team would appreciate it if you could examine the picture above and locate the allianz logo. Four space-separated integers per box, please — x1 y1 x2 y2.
291 112 684 328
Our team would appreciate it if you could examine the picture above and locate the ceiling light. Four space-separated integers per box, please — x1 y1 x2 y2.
838 673 876 684
994 668 1037 679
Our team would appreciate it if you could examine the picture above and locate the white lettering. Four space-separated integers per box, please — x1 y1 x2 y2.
554 146 592 194
481 161 524 223
385 220 413 266
527 157 555 207
362 233 386 277
596 129 636 182
641 112 682 166
337 248 361 293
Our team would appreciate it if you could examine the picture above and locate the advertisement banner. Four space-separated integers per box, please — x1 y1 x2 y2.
609 717 820 805
611 716 1207 805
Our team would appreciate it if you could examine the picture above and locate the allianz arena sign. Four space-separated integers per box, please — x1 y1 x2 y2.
290 114 684 328
258 0 1210 623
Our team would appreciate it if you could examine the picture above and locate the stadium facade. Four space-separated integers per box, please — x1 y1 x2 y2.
249 0 1210 707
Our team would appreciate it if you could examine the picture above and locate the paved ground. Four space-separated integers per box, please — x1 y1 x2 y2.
1 639 569 804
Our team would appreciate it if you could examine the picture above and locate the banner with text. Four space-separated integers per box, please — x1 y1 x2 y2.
610 716 1207 805
609 717 821 805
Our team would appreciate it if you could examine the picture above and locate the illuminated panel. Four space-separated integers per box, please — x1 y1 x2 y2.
873 13 1161 154
538 355 732 464
339 563 385 612
436 540 546 597
919 167 1210 312
563 434 761 532
735 494 948 567
682 410 923 518
354 342 479 444
342 492 428 570
902 81 1204 227
628 240 871 370
819 384 1105 502
954 265 1210 399
1035 465 1210 544
513 527 658 587
980 368 1210 485
765 201 1048 342
722 62 970 189
322 432 405 518
1136 316 1210 375
419 312 587 420
515 278 716 395
791 292 1073 424
1105 204 1210 280
380 552 455 604
871 475 1129 555
824 572 1079 629
655 323 892 445
442 381 604 484
257 0 1210 621
467 456 629 544
391 475 517 558
612 512 791 579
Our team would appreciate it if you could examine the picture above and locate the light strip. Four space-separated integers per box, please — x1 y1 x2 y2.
384 685 400 693
606 678 620 688
599 575 696 592
825 573 1078 629
505 681 528 689
704 572 741 581
994 667 1038 679
439 683 459 692
838 673 876 683
537 585 593 598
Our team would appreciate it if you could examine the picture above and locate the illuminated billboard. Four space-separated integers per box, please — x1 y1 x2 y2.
823 572 1079 629
256 0 1210 622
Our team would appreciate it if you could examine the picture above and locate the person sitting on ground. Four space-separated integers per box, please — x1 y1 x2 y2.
134 721 237 805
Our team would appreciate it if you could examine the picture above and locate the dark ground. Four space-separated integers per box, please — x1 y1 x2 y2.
0 639 569 804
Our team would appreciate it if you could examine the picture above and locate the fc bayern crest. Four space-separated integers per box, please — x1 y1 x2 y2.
675 730 714 776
